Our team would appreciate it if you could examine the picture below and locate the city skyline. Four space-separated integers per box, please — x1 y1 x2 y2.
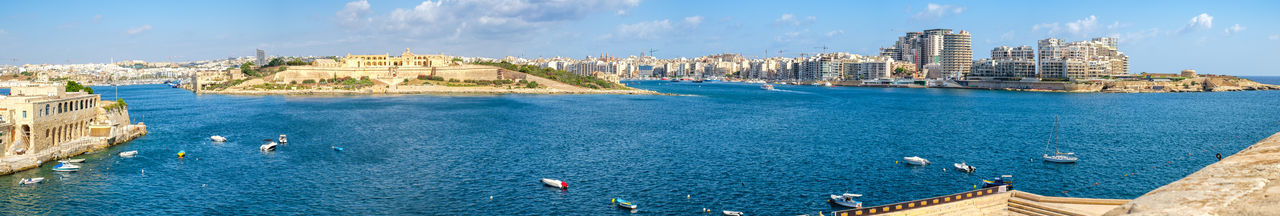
2 0 1278 75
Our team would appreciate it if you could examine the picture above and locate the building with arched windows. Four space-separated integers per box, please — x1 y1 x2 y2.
0 84 102 157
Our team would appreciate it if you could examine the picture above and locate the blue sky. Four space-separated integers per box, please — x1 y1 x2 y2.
1 0 1278 75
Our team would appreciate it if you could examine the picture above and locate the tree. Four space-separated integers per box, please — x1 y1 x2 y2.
894 67 907 76
241 62 256 76
65 80 94 94
267 58 285 67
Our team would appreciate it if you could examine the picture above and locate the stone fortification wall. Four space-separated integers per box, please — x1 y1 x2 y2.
273 65 503 83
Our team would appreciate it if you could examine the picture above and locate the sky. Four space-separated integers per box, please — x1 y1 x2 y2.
1 0 1278 75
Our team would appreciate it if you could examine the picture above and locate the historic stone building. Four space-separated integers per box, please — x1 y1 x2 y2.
0 85 100 157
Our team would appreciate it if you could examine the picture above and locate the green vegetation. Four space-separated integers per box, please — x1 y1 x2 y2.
241 62 257 76
104 98 128 112
206 79 246 90
19 71 33 76
65 81 93 94
472 61 628 90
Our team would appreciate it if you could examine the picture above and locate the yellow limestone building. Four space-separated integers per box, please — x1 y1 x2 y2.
0 85 100 157
273 48 513 84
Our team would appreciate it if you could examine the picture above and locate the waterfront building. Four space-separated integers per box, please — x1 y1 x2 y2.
1037 37 1128 79
884 29 972 80
0 85 100 157
971 46 1037 80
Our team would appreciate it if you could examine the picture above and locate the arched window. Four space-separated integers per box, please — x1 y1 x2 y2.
44 104 50 116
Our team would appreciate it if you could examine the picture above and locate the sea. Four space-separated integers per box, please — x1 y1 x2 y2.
1 76 1278 215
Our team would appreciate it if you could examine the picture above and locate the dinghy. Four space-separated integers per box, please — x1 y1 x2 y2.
210 135 227 142
59 159 86 163
903 156 930 166
541 178 568 189
119 151 139 158
723 210 744 216
953 162 975 173
613 198 637 210
52 162 80 172
828 193 863 208
19 177 45 185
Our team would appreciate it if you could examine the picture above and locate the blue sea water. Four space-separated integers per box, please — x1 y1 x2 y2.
2 79 1279 215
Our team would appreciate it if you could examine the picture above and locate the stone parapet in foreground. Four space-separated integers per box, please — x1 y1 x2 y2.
1105 131 1280 215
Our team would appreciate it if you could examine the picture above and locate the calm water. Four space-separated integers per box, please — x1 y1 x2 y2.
2 77 1279 215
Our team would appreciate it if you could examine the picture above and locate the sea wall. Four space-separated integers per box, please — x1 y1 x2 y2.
272 65 502 83
959 80 1104 92
1105 131 1280 215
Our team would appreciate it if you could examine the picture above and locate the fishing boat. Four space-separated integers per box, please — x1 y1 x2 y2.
52 162 80 172
119 150 138 157
761 84 774 90
1042 116 1078 163
982 175 1014 190
59 159 86 163
903 156 930 166
210 135 227 142
541 178 568 189
278 134 288 144
723 210 744 216
260 142 278 152
613 198 637 210
953 162 975 173
19 177 45 185
828 193 863 208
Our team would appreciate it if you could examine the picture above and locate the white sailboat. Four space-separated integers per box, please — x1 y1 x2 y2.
1042 116 1078 163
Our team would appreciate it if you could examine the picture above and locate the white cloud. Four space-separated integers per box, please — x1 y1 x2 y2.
125 25 152 35
1177 13 1213 34
684 16 703 26
775 14 815 26
1224 24 1245 35
913 3 965 20
1033 15 1102 37
825 30 844 37
336 0 372 27
93 14 102 23
614 19 672 40
344 0 638 40
1270 34 1280 40
616 10 628 16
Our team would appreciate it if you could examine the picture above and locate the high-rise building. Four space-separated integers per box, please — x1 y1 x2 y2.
255 49 266 66
884 29 971 80
1036 37 1127 79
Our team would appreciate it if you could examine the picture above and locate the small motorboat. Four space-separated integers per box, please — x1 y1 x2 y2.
613 198 637 210
982 175 1014 190
210 135 227 142
278 135 288 144
59 159 86 163
260 142 278 152
541 178 568 189
52 162 80 172
811 82 822 86
332 146 344 152
19 177 45 185
119 150 139 158
761 84 774 90
823 82 833 87
723 210 744 216
954 162 976 173
903 156 930 166
828 193 863 208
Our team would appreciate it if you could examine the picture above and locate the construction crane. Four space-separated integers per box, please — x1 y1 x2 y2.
814 45 830 53
648 49 658 57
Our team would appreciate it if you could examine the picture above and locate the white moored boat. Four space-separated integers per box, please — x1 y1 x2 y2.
210 135 227 142
828 193 863 208
20 177 45 185
903 156 930 166
119 151 138 158
541 178 568 189
954 162 975 173
52 162 80 172
59 159 86 163
260 142 278 152
1042 116 1078 163
278 135 288 144
761 84 774 90
723 210 744 216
